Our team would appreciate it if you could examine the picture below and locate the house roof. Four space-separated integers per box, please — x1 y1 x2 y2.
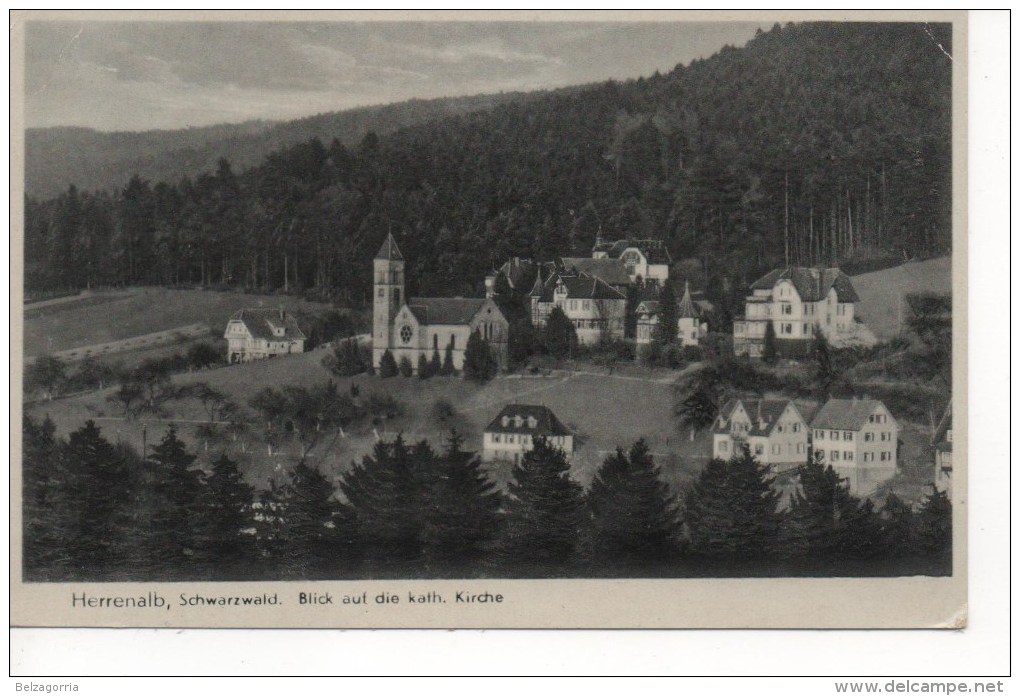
713 398 801 437
374 233 404 261
536 271 627 302
749 267 859 302
677 281 700 319
636 300 661 316
496 257 537 290
605 239 672 265
484 404 571 437
810 398 887 431
228 309 306 341
406 297 493 326
932 402 952 452
559 257 632 286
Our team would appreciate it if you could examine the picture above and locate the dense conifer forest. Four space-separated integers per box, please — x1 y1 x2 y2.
25 22 952 313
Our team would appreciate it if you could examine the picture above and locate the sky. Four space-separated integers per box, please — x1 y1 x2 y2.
24 20 762 132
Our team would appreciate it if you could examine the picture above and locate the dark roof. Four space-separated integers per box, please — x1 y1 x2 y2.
536 271 627 302
605 239 672 265
407 297 492 326
636 300 661 316
374 233 404 261
559 257 632 286
810 399 888 431
484 404 571 437
932 402 952 451
229 309 306 341
749 267 859 302
713 399 802 436
677 281 701 320
496 257 537 290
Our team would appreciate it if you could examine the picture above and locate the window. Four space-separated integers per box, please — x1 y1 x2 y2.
816 430 825 440
880 432 890 442
782 303 792 315
754 444 764 455
864 432 874 442
843 431 853 441
844 451 853 461
394 289 400 305
797 443 805 454
399 325 413 344
880 452 889 462
785 323 793 334
719 440 729 452
507 435 515 444
378 288 385 297
583 300 590 311
492 434 501 443
863 452 872 462
830 430 839 439
450 335 456 350
501 416 509 427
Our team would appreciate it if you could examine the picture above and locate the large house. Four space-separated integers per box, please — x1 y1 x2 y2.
712 398 811 472
591 236 671 286
810 398 899 496
224 308 306 363
373 234 509 373
482 404 574 464
932 402 953 498
635 282 708 350
733 266 869 358
529 267 627 345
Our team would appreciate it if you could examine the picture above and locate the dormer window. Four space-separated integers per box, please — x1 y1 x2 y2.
501 416 510 427
514 415 524 428
527 416 537 428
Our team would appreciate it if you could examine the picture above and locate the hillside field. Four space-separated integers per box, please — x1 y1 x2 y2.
23 287 339 358
852 256 952 340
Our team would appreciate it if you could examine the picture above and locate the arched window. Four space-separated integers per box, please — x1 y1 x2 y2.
433 334 438 350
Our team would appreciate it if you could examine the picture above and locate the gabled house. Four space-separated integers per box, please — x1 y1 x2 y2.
810 398 899 496
712 398 810 472
529 267 627 345
932 402 952 498
733 266 868 358
225 308 306 363
591 236 671 286
482 404 574 464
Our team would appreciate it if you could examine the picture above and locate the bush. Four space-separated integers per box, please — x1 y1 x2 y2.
323 338 367 378
417 353 431 380
430 399 456 423
363 392 404 420
186 342 222 370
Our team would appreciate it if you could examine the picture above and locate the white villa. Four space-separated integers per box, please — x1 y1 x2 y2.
529 267 627 345
224 308 306 363
712 398 811 472
635 282 707 349
482 404 574 464
591 236 672 286
810 398 899 496
733 266 870 358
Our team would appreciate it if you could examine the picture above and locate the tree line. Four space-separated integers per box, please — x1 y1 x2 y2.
25 23 951 316
24 416 950 581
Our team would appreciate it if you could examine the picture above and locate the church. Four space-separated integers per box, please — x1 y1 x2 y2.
373 233 509 373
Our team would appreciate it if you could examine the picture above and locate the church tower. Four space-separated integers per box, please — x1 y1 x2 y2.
373 232 405 368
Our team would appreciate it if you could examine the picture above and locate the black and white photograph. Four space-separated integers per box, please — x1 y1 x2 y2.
12 10 967 631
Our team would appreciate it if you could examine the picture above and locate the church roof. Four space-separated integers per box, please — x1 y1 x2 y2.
484 404 571 437
407 297 491 326
677 281 701 319
559 257 632 286
374 233 404 261
750 267 859 303
228 308 306 341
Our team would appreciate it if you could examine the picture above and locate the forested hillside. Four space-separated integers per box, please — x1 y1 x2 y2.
25 91 528 198
24 22 952 313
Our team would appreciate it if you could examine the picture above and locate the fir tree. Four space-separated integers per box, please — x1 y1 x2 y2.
429 348 442 376
378 349 398 378
763 321 778 364
676 385 718 440
141 426 204 579
340 436 430 574
59 420 140 580
587 439 679 571
325 338 366 377
813 327 837 390
916 487 952 573
22 415 70 579
501 435 586 575
685 448 783 562
193 453 256 579
398 354 414 377
781 454 883 564
653 278 679 348
417 352 431 379
463 329 497 382
542 306 578 359
441 341 456 375
877 492 916 560
421 432 503 575
277 462 346 579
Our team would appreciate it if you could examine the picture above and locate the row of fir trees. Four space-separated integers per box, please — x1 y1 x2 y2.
23 416 951 581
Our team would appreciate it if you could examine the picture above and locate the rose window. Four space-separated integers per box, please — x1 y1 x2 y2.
400 325 413 344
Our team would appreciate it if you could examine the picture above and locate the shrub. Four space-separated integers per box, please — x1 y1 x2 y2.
323 338 367 378
187 341 222 370
363 392 404 420
398 355 414 377
378 350 398 378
